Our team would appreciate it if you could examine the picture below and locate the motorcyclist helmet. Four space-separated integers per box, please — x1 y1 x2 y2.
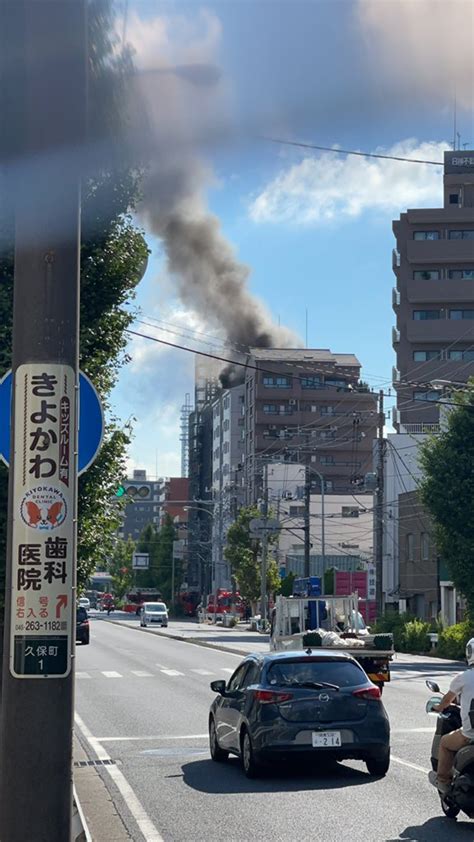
466 638 474 666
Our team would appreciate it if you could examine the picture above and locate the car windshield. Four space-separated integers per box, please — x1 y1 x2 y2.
145 603 166 611
267 659 365 689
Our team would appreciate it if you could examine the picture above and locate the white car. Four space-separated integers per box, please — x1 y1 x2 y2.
140 602 168 627
78 597 90 611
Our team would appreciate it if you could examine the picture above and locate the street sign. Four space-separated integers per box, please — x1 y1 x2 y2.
132 553 149 570
173 539 185 560
249 517 281 538
0 369 103 474
367 564 376 601
10 365 75 678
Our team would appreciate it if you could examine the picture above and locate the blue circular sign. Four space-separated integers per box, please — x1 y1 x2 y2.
0 370 104 474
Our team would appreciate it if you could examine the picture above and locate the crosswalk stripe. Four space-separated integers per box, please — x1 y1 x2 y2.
191 669 213 676
102 671 123 678
160 669 184 677
131 671 154 677
76 671 91 679
221 668 234 674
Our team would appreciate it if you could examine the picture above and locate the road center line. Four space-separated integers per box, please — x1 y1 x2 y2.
391 754 430 774
75 713 164 842
96 734 208 742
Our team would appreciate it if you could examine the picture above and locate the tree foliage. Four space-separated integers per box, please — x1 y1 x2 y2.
224 506 280 607
135 516 176 602
419 381 474 618
107 536 135 600
0 0 149 601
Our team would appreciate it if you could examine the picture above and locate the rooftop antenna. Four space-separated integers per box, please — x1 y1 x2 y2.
305 308 308 348
457 132 461 151
453 91 457 150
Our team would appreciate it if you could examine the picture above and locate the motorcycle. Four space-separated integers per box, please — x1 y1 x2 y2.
426 678 474 820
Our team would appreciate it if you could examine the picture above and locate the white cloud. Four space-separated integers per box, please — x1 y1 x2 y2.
249 139 448 225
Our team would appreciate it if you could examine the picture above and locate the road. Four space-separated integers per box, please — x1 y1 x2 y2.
75 617 474 842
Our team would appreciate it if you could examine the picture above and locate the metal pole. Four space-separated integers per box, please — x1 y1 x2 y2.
0 3 86 839
213 501 221 624
321 475 326 575
260 464 269 623
375 390 385 619
304 465 311 578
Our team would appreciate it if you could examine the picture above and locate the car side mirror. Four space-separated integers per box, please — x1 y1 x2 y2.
426 679 440 693
210 679 227 695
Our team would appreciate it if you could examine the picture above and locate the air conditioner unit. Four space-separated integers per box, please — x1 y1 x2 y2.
289 399 297 406
283 491 293 500
269 425 277 430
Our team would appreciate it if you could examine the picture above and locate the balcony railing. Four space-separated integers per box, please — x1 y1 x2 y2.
392 326 400 344
401 423 440 434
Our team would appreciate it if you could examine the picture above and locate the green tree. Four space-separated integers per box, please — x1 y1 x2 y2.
0 0 149 601
135 517 176 602
107 537 135 600
224 506 280 609
135 524 161 590
419 380 474 618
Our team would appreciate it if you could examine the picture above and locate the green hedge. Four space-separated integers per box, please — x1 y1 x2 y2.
437 621 474 661
373 612 431 653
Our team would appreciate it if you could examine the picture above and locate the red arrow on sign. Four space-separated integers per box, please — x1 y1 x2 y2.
56 594 68 618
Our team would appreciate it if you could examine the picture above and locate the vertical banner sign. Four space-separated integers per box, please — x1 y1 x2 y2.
367 564 376 602
10 364 75 678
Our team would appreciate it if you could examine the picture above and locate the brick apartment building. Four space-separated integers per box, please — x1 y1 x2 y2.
243 349 378 502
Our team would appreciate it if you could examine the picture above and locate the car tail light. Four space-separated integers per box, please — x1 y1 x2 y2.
352 686 381 700
81 620 89 627
254 690 293 704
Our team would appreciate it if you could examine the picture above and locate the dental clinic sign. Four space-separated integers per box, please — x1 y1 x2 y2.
10 364 76 678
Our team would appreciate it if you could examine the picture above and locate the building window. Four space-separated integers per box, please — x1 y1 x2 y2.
413 231 439 240
263 404 277 414
449 230 474 240
413 350 440 361
421 532 430 561
413 310 441 320
450 310 474 319
324 480 334 492
413 390 440 402
301 376 321 389
406 533 414 561
449 193 459 204
320 430 336 440
262 376 291 388
320 455 335 465
223 442 230 454
325 378 348 388
448 269 474 280
289 505 305 518
320 406 335 415
448 349 474 361
342 506 359 518
413 270 440 281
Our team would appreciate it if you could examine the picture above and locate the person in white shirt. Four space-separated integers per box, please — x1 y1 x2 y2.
433 638 474 794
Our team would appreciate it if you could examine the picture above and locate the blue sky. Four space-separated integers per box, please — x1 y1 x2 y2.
111 0 473 477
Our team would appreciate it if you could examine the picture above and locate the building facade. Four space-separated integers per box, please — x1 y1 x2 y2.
118 469 161 542
392 150 474 432
244 349 378 503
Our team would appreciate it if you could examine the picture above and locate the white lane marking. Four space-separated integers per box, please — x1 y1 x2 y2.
221 668 234 674
96 734 209 742
102 671 123 678
191 669 214 676
75 713 164 842
391 754 430 774
155 664 169 669
76 672 91 679
131 671 154 677
160 669 184 677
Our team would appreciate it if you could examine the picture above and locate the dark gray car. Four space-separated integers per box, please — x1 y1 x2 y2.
209 650 390 778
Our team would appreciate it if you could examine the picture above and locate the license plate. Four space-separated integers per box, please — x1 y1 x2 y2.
312 731 342 748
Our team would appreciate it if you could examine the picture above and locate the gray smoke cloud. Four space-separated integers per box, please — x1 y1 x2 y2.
124 9 297 359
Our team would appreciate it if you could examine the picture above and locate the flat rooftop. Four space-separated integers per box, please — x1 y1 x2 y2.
250 348 361 367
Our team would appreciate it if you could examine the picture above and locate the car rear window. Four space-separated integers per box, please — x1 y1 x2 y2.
77 607 87 622
267 659 366 688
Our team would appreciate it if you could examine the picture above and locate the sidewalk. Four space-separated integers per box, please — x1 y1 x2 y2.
73 734 131 841
103 612 270 657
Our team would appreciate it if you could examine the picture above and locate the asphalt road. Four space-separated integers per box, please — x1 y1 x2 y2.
75 617 474 842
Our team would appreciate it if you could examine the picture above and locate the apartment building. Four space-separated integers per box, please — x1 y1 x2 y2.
211 385 245 589
392 150 474 432
118 469 161 541
244 349 378 503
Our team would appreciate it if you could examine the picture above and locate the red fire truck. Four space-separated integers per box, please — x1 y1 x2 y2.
206 589 244 621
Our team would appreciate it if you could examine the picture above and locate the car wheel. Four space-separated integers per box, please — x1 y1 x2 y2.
241 729 261 779
365 749 390 777
440 795 460 819
162 623 168 628
142 622 147 628
209 718 228 762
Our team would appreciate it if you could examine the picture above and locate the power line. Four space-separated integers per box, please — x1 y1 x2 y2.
264 137 445 166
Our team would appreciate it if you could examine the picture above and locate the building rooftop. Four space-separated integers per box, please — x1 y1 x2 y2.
249 348 361 367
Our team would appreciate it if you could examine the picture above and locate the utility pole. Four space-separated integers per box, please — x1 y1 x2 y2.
304 465 311 578
375 390 385 619
0 3 86 840
260 463 269 623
